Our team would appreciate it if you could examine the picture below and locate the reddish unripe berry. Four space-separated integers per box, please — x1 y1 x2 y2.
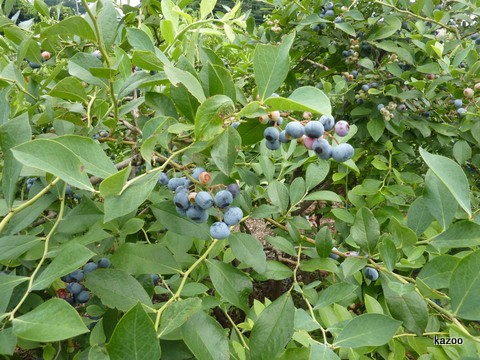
269 110 281 121
334 120 350 137
303 136 315 150
464 87 474 98
41 51 51 60
188 192 197 203
198 172 211 185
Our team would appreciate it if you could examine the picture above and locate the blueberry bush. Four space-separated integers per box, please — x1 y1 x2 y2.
0 0 479 359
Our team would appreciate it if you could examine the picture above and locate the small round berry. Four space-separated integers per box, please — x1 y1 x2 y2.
226 183 240 199
377 104 385 110
66 282 83 295
453 99 463 108
97 258 111 268
209 222 230 239
214 190 233 208
361 84 370 92
457 107 466 117
191 167 206 181
167 177 186 191
269 110 281 121
41 51 51 60
83 262 97 273
158 172 169 186
223 207 243 226
285 122 305 138
364 267 379 281
75 290 90 303
92 50 102 59
195 191 214 209
231 121 240 129
312 139 332 160
304 121 325 138
265 139 281 150
331 143 355 162
464 87 474 98
174 191 190 210
198 172 211 185
264 127 279 142
259 115 269 124
69 269 84 282
279 130 289 143
303 136 315 150
186 205 209 223
319 115 335 131
334 120 350 137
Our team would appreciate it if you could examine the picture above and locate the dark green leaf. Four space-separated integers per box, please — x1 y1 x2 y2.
206 259 252 312
12 139 94 191
314 283 358 309
334 314 401 348
254 32 295 101
229 233 267 273
107 303 161 360
181 311 229 360
85 269 153 312
450 250 480 320
43 16 96 41
159 298 202 338
249 293 295 360
194 95 234 141
12 299 89 342
211 126 241 176
315 227 333 258
351 207 380 254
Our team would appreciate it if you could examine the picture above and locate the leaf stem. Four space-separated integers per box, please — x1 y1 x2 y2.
0 177 61 234
6 185 66 321
154 239 219 335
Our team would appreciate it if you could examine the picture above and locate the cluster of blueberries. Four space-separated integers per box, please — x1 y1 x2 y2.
453 99 467 117
158 167 243 239
262 113 354 162
61 258 110 305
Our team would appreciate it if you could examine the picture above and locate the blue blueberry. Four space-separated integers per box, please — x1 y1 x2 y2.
223 207 243 226
167 177 186 191
61 274 72 283
158 172 169 186
304 121 324 138
324 9 335 17
265 139 281 150
319 115 335 131
209 222 230 239
285 122 305 138
369 82 379 88
174 191 190 210
214 190 233 209
351 70 358 78
176 206 188 216
226 183 240 199
457 107 466 117
97 258 111 268
264 127 279 142
151 274 160 285
364 267 379 281
66 282 83 295
75 290 90 303
471 33 479 40
312 139 332 160
325 1 334 10
377 104 385 110
69 269 84 282
191 167 206 181
186 205 209 223
453 99 463 108
28 61 41 69
361 84 370 92
195 191 214 209
331 143 355 162
83 262 97 273
279 130 289 143
231 121 240 128
65 186 73 196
